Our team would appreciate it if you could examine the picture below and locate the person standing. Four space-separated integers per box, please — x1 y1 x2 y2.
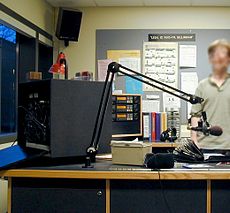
191 39 230 151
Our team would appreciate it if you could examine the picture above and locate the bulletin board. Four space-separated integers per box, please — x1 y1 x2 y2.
96 29 230 124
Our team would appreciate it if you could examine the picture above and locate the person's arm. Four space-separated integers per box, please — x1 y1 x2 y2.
190 116 200 145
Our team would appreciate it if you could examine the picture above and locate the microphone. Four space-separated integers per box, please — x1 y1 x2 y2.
190 125 223 136
189 111 222 136
144 153 174 169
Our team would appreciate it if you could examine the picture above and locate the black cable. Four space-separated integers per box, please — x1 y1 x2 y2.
157 169 174 213
18 104 48 144
18 106 47 129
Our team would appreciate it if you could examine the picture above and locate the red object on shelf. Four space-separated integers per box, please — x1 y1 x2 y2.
49 52 68 79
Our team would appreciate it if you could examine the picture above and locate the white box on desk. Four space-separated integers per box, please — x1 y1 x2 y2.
111 141 152 166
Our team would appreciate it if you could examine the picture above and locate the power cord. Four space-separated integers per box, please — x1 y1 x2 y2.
157 169 174 213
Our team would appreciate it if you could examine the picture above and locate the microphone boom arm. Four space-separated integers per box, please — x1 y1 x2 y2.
109 62 204 104
86 62 204 160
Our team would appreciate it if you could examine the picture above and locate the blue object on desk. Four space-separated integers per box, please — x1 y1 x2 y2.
0 145 28 169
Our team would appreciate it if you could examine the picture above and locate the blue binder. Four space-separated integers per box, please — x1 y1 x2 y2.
0 145 27 168
0 145 46 169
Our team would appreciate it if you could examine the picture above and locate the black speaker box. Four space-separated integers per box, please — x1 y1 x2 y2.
18 79 111 158
56 8 82 42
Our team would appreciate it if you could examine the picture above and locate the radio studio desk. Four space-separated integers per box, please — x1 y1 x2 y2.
1 158 230 213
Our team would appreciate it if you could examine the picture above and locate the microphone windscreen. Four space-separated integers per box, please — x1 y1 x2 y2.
145 153 174 169
209 126 223 136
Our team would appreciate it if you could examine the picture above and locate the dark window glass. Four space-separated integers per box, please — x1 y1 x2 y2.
0 24 16 134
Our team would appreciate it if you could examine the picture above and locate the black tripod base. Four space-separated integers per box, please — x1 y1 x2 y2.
82 156 94 168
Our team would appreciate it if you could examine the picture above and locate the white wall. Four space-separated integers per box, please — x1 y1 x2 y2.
56 6 230 78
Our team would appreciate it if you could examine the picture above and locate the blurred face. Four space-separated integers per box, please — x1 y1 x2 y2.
209 46 230 73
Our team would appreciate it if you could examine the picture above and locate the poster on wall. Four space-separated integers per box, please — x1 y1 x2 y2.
107 50 141 75
107 50 143 94
143 42 178 91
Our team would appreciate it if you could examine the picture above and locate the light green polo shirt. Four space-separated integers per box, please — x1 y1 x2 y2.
191 74 230 150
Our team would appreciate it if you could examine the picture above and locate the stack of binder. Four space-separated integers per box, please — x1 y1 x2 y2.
142 112 167 142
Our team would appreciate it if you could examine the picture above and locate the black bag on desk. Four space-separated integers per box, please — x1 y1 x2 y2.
173 138 204 163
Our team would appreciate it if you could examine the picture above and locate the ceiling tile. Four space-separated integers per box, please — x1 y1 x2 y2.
143 0 191 6
95 0 143 7
191 0 230 6
46 0 230 7
46 0 97 7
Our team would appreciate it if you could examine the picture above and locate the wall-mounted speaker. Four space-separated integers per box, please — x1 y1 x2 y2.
56 7 82 45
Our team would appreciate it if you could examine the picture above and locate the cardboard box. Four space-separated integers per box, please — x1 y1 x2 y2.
111 141 152 165
26 71 42 80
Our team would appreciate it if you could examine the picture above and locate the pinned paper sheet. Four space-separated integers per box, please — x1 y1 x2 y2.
179 45 197 68
163 93 181 111
143 42 178 91
181 72 199 118
142 100 160 112
181 72 198 93
97 59 112 81
107 50 140 62
119 57 141 75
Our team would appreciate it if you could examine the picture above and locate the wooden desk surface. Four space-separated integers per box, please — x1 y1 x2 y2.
1 169 230 180
1 160 230 180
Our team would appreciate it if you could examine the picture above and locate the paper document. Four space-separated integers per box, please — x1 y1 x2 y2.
107 50 141 62
181 72 198 93
181 72 198 118
163 92 181 111
119 57 141 75
179 45 197 67
97 59 112 81
142 100 160 112
143 42 178 91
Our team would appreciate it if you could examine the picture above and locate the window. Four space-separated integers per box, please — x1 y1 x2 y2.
0 24 16 135
0 25 16 43
0 4 53 143
0 24 53 143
